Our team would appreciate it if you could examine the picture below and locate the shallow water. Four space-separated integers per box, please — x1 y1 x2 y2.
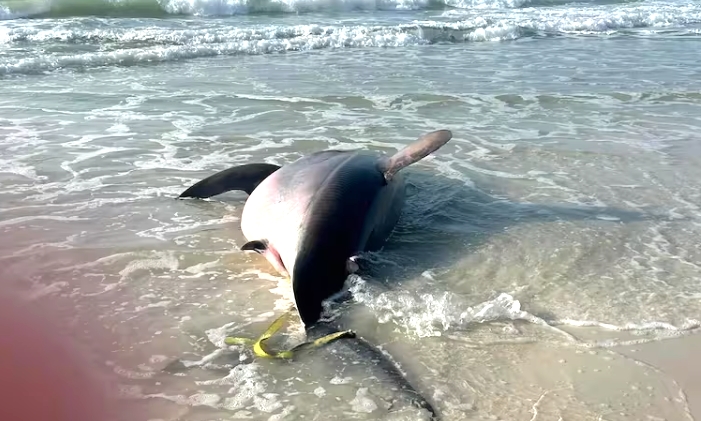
1 0 701 419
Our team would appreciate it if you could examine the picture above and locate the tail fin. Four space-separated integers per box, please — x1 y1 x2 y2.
178 163 280 199
378 130 452 181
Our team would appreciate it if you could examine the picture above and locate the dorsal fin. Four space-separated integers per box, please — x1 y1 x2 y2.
178 163 280 199
378 129 452 181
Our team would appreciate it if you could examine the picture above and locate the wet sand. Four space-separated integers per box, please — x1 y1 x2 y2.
615 333 701 421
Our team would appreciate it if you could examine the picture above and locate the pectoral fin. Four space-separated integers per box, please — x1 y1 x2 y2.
241 240 268 254
178 163 280 199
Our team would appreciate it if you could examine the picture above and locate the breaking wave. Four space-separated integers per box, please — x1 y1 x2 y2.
1 0 698 75
0 0 651 19
3 0 495 19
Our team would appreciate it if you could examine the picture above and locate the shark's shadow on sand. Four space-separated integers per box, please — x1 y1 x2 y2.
354 167 655 288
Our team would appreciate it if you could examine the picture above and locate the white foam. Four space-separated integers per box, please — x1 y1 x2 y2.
133 146 239 172
186 393 222 407
61 133 126 148
0 0 512 20
134 300 172 312
174 348 230 369
0 214 89 228
113 364 157 379
67 146 134 165
0 25 427 76
268 407 295 421
0 239 75 260
118 251 180 280
163 0 432 14
349 388 378 413
195 363 282 413
1 2 698 75
440 3 701 36
554 318 701 333
448 0 528 7
26 281 69 299
0 158 43 180
349 275 701 348
180 260 221 278
330 375 353 384
55 252 136 272
134 213 240 242
349 277 568 338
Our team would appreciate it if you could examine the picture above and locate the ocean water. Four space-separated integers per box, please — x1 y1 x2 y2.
2 0 701 419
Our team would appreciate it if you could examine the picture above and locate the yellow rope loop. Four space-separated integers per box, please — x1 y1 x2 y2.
224 337 254 346
224 310 356 360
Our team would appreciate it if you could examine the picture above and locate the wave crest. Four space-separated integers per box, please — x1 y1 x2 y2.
1 0 532 19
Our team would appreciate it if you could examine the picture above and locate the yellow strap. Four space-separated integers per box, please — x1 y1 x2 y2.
288 330 356 354
224 311 356 359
